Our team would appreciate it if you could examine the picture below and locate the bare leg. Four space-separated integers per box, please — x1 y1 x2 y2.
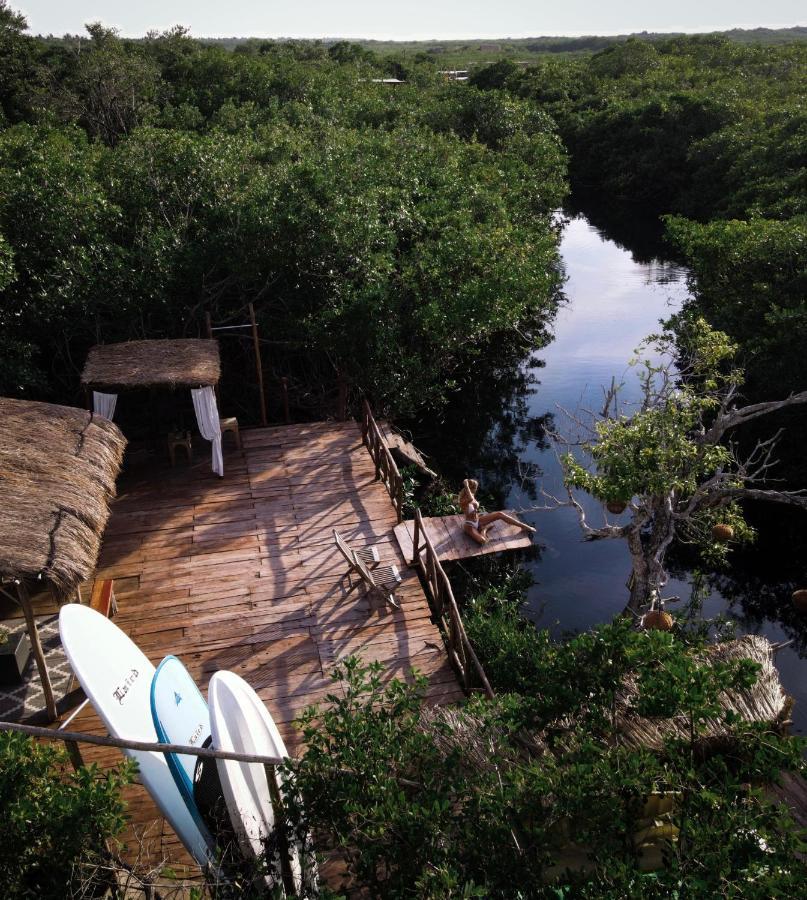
464 523 488 545
478 511 536 534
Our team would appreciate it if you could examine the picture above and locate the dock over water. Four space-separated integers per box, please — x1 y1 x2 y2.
65 420 464 876
394 513 534 564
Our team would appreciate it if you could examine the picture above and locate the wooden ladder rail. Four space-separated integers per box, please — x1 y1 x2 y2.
361 399 405 523
411 509 494 699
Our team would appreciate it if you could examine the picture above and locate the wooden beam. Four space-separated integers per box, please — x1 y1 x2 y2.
249 302 268 426
17 582 57 721
337 372 348 421
280 376 290 424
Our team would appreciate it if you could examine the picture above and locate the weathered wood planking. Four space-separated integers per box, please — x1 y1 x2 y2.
58 420 464 880
394 512 534 564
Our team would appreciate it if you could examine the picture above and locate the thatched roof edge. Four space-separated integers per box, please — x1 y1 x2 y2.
0 398 126 594
81 339 221 389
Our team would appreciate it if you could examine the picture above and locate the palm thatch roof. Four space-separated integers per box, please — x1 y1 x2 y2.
0 398 126 595
419 636 789 760
616 635 789 751
81 339 221 389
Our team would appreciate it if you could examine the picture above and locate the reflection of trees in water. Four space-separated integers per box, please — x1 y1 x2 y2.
565 192 681 267
704 503 807 655
410 347 555 509
706 573 807 655
666 502 807 654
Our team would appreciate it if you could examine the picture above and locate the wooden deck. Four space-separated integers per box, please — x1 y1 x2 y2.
394 513 534 565
59 420 464 880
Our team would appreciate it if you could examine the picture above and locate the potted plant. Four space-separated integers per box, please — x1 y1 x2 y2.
0 625 32 685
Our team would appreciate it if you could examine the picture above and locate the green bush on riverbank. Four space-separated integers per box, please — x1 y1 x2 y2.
482 35 807 404
286 617 807 897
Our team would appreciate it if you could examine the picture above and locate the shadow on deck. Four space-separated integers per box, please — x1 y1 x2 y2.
51 420 464 879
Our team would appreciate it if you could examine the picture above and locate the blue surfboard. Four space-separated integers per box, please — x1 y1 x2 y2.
150 655 214 842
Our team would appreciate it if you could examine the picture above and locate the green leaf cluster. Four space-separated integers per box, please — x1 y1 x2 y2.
0 732 135 898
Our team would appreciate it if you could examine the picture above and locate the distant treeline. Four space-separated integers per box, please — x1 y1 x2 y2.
196 26 807 59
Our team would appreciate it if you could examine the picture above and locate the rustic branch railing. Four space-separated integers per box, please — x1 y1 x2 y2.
361 399 405 523
411 508 494 699
0 719 287 764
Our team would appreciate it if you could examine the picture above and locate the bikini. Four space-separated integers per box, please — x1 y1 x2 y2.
464 500 481 530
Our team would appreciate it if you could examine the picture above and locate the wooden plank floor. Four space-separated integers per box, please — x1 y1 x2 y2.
60 420 464 883
394 512 534 564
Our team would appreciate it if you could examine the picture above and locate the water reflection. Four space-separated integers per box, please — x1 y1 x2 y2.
417 211 807 734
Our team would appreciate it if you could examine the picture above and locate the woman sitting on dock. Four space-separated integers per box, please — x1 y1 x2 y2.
458 478 536 545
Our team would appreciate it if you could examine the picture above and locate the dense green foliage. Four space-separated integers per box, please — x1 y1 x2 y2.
479 36 807 402
666 217 807 396
288 638 807 897
0 732 134 898
0 12 566 416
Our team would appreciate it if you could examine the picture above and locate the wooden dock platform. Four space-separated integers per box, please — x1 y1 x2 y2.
394 513 534 565
49 420 464 881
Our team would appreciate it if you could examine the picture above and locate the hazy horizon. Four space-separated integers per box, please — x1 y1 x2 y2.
13 0 807 41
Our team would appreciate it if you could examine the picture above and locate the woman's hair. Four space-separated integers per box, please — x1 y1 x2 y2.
458 478 479 508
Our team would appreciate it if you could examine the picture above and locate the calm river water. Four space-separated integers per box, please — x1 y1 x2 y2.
421 211 807 734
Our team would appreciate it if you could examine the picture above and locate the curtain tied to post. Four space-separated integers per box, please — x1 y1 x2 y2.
191 385 224 477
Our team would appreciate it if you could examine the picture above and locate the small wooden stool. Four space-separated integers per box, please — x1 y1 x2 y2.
167 429 192 466
220 416 241 449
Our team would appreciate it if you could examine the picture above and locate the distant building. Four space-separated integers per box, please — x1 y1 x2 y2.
438 70 470 82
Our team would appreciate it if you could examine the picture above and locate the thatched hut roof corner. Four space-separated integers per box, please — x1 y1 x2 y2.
0 398 125 595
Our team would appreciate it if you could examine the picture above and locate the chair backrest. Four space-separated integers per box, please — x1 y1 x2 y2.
333 529 378 588
351 550 378 588
332 529 355 567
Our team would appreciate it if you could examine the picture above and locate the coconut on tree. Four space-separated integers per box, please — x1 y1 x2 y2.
547 315 807 614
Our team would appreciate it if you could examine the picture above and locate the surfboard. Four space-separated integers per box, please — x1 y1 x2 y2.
150 655 214 842
209 670 313 893
58 605 214 867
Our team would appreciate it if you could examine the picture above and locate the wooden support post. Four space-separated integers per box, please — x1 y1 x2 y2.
249 303 268 426
83 386 91 411
205 312 223 410
280 377 290 424
64 740 85 770
412 513 421 566
337 372 348 421
17 582 57 721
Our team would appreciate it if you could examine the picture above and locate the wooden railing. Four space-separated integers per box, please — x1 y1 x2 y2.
361 399 405 523
411 508 494 699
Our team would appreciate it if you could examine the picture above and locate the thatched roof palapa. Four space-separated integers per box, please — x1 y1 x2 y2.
0 398 126 596
419 636 789 764
81 339 221 390
615 635 790 751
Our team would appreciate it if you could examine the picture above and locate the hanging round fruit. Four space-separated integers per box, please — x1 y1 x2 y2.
792 589 807 613
642 608 674 631
711 523 734 542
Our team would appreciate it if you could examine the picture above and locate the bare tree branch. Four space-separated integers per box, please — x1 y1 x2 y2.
716 487 807 509
703 390 807 445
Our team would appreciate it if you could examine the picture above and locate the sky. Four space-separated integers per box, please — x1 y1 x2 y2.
14 0 807 40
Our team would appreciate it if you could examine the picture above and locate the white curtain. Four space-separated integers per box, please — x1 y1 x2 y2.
191 385 223 477
92 391 117 420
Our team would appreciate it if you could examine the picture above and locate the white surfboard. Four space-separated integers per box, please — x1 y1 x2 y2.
150 655 214 842
209 670 313 893
58 605 214 866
